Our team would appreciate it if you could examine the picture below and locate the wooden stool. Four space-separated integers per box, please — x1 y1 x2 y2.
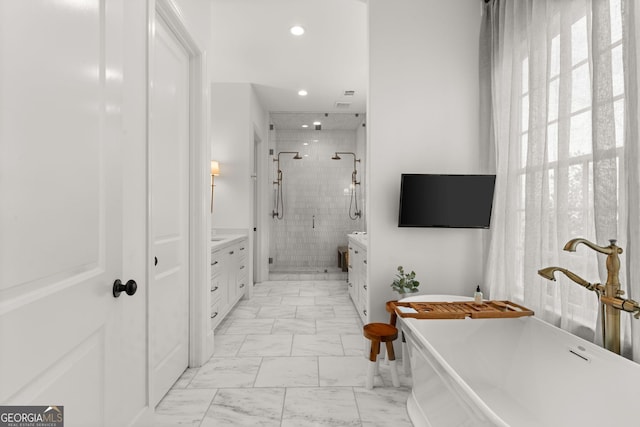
363 323 400 389
386 300 410 375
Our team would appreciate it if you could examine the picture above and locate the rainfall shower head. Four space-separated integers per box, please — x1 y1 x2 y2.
331 151 362 220
275 151 303 161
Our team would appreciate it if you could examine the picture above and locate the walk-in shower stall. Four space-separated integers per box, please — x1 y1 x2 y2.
268 113 366 280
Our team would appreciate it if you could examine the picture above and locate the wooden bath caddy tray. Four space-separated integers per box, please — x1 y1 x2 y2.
388 300 534 319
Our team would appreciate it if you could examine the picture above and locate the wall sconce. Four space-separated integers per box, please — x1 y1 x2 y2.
211 160 220 213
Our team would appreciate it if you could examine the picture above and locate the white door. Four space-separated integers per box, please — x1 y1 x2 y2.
0 1 147 426
149 13 191 406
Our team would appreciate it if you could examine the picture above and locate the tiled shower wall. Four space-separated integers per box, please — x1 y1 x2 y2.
269 128 365 271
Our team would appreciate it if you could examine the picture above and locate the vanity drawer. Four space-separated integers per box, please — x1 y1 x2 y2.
210 302 221 329
210 281 223 304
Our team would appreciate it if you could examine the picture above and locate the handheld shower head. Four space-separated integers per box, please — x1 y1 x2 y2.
331 153 341 160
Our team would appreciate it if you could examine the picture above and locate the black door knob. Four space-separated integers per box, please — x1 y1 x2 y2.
113 279 137 298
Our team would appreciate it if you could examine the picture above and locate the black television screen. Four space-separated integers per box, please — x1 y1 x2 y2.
398 174 496 228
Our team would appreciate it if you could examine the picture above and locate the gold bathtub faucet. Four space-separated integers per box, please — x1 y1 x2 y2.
538 238 640 355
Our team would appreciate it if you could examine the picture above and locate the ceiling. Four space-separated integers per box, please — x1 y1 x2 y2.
210 0 368 118
270 112 364 131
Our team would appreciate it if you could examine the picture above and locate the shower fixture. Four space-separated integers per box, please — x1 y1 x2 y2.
331 152 362 220
272 151 302 219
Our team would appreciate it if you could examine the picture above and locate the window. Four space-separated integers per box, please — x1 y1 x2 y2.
513 0 625 326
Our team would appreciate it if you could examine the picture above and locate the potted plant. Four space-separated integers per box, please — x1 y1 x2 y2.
391 265 420 298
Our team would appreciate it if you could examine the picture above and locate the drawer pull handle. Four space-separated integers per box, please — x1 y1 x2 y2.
363 260 367 264
240 265 245 270
363 309 367 316
211 286 219 292
212 261 218 266
211 312 218 319
354 250 359 254
239 283 245 288
364 284 367 290
240 247 245 251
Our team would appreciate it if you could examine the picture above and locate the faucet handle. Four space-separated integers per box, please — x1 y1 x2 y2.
626 299 640 319
617 289 626 296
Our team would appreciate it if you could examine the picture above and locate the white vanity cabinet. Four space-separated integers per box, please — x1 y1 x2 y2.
210 248 227 328
226 240 249 305
210 236 248 330
348 234 368 324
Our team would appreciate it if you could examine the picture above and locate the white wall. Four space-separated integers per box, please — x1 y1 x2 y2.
171 0 212 52
211 83 252 229
210 82 269 284
367 0 484 322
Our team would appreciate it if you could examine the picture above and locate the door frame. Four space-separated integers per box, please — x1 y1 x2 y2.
148 0 210 384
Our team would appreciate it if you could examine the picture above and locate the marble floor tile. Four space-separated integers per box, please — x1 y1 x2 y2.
316 318 363 335
170 367 199 389
341 334 366 356
239 296 283 306
226 304 260 319
282 387 360 427
213 317 233 334
291 334 344 356
154 388 217 426
320 281 349 291
160 280 412 426
223 318 274 335
319 355 373 387
200 388 285 427
295 305 335 319
212 334 246 357
354 386 413 427
271 318 316 335
315 295 352 306
189 357 261 388
298 286 331 296
254 356 319 387
281 296 316 306
334 304 361 318
237 334 293 356
265 286 302 296
250 287 270 297
255 305 297 319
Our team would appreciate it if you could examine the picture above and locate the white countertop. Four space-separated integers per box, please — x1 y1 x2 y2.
210 234 247 250
347 233 368 247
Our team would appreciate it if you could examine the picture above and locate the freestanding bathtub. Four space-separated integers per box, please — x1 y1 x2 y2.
399 295 640 427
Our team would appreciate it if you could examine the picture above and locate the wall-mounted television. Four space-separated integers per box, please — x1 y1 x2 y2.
398 174 496 228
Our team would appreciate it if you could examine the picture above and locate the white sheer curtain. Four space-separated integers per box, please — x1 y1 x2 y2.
482 0 640 360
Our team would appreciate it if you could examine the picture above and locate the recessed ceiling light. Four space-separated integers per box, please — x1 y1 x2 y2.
313 121 321 126
302 124 309 128
304 154 309 157
303 142 309 146
290 26 305 36
298 89 308 96
313 139 318 142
